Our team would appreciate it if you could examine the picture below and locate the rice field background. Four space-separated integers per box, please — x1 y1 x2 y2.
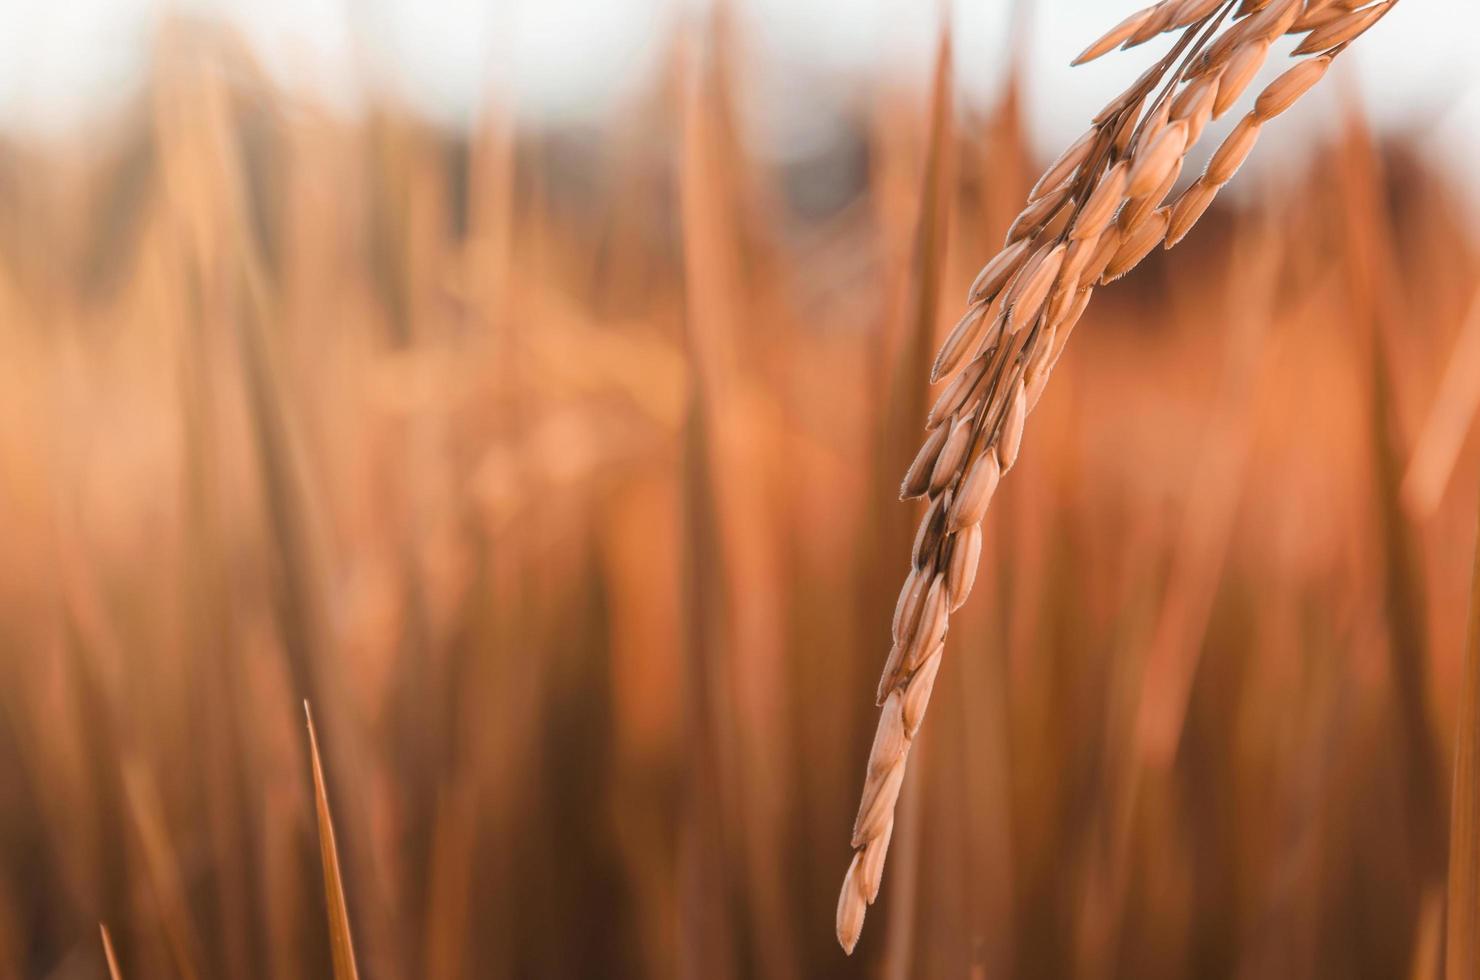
2 6 1479 978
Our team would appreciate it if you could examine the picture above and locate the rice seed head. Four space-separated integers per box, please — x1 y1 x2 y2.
1112 105 1143 157
1183 84 1218 144
1027 323 1059 383
1122 156 1182 231
1206 113 1262 185
1238 0 1301 41
859 819 894 904
1125 1 1177 46
1074 6 1157 65
1029 128 1097 201
904 575 949 671
1103 208 1170 282
1132 98 1174 158
1171 71 1219 121
911 489 950 569
838 0 1392 949
1008 243 1067 335
950 450 1002 530
1197 23 1251 77
998 380 1029 469
1058 286 1095 340
1292 1 1389 55
1166 178 1219 247
1072 161 1131 240
1291 2 1346 31
901 423 950 499
876 642 906 706
1170 0 1227 27
902 645 944 735
1082 225 1125 288
1006 184 1073 245
867 691 909 778
1043 280 1079 333
1038 195 1077 242
931 301 992 383
1254 56 1331 119
837 857 866 954
851 751 907 847
968 238 1032 304
929 417 973 495
946 524 983 611
1127 120 1188 199
1213 40 1272 117
891 565 924 645
927 354 989 429
1255 0 1304 38
1060 234 1099 291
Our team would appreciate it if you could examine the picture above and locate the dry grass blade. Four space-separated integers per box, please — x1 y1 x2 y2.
1447 488 1480 980
100 923 124 980
304 701 362 980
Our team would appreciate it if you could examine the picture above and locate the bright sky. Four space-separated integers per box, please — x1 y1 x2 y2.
0 0 1473 182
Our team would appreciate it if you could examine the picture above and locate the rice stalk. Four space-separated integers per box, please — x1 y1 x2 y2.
837 0 1400 950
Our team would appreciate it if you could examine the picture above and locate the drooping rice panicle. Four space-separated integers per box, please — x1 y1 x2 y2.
837 0 1400 953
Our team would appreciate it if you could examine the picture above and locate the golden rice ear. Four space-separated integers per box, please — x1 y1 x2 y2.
1082 226 1125 287
1169 0 1227 27
866 692 909 778
851 753 907 848
1072 162 1131 241
997 381 1029 470
1007 243 1067 335
1073 7 1158 65
1205 114 1262 185
903 576 949 672
946 525 983 611
1254 56 1331 119
929 415 973 495
836 856 867 954
949 451 1002 530
1126 121 1188 199
1166 178 1220 248
1028 129 1098 202
1103 208 1170 283
1213 40 1272 118
857 819 894 904
927 355 990 429
968 238 1032 304
1292 0 1391 54
838 0 1394 952
931 301 992 383
900 423 950 500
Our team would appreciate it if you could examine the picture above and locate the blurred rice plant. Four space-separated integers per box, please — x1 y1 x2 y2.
0 11 1478 980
